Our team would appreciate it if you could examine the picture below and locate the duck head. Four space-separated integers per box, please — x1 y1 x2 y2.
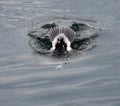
50 33 72 52
49 27 76 55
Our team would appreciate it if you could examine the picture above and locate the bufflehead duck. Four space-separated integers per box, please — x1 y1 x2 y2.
49 27 76 53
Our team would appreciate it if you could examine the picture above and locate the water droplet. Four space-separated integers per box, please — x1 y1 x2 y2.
55 65 63 70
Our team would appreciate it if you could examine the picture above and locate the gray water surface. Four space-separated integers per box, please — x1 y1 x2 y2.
0 0 120 106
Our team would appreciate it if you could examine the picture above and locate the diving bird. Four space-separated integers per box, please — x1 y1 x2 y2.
49 27 76 53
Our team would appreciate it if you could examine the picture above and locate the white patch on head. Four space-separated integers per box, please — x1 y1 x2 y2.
50 33 72 52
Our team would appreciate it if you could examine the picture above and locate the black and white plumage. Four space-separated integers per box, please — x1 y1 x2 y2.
49 27 76 52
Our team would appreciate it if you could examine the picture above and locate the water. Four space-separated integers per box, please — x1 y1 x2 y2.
0 0 120 106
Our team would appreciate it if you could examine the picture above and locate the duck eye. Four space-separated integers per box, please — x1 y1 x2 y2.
57 38 60 41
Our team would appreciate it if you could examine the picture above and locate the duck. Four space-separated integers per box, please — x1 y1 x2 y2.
49 27 76 53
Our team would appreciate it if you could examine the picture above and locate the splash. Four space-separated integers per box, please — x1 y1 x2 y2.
28 16 99 58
